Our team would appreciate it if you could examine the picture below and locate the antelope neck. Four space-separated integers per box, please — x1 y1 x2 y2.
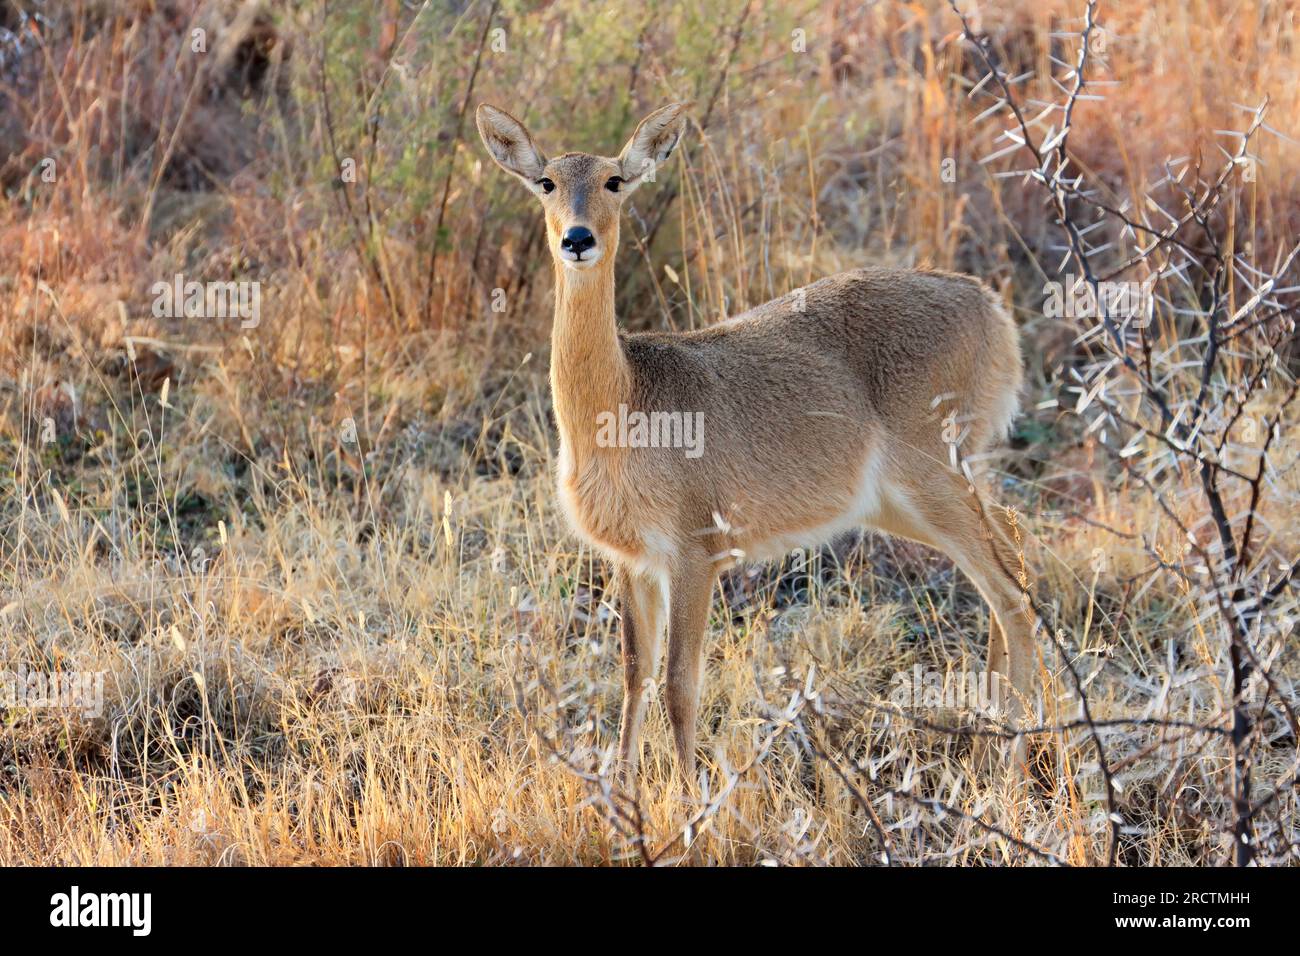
550 257 631 468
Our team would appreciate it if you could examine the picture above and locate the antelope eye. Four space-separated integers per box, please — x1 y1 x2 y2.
538 178 555 194
605 176 623 193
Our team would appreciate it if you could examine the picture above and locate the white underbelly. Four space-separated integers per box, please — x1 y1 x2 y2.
728 446 887 564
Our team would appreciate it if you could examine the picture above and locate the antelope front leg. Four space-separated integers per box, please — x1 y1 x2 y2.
664 561 716 786
617 568 665 779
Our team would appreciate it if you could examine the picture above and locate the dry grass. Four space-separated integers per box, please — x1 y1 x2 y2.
0 0 1296 865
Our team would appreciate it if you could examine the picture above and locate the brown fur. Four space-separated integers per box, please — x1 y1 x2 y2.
477 103 1038 783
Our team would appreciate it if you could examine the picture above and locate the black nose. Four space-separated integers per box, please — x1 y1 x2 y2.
561 226 596 255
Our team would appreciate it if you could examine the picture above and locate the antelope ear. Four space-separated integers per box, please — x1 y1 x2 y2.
617 103 689 191
476 104 548 192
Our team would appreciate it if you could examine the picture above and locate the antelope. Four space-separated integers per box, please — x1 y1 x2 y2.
476 102 1038 783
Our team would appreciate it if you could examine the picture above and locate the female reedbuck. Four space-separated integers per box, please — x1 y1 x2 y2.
477 102 1038 781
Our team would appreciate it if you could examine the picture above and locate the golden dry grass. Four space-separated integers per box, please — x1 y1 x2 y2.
0 0 1296 865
